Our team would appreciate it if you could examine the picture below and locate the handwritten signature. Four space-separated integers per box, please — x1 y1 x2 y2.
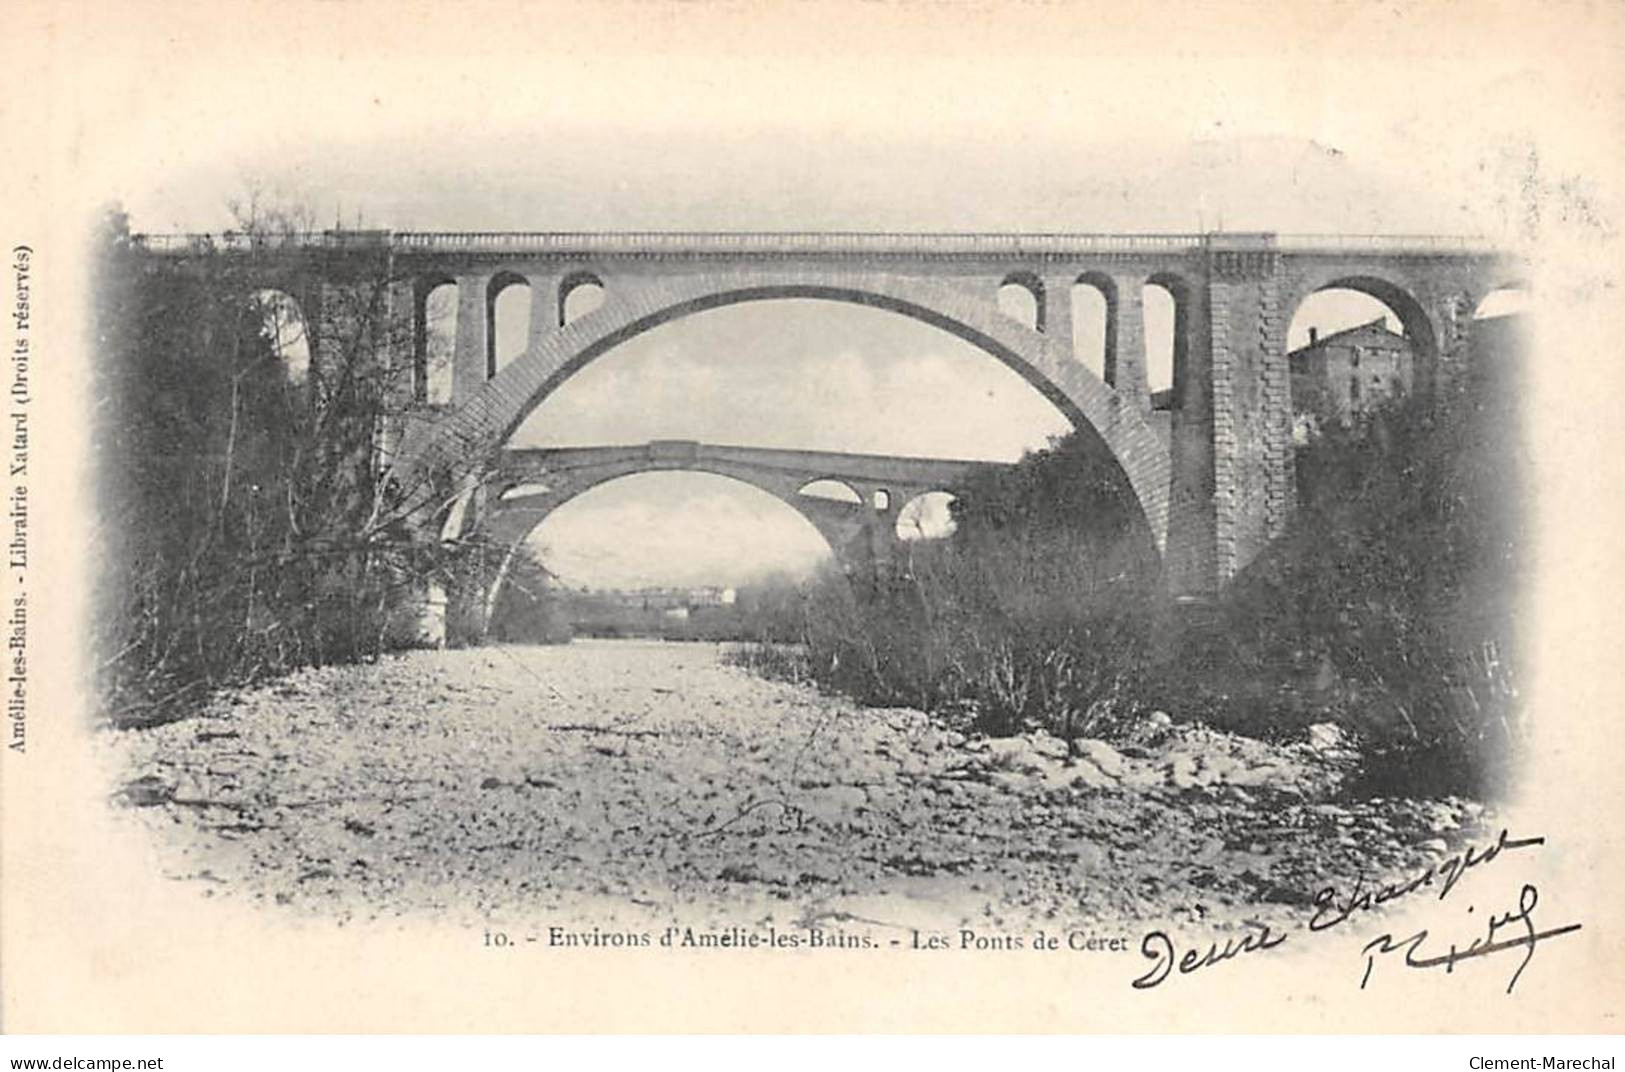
1310 828 1546 932
1359 883 1582 993
1131 924 1287 989
1127 829 1582 993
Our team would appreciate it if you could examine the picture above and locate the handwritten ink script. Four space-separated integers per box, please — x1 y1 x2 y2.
1130 828 1582 993
1359 883 1582 994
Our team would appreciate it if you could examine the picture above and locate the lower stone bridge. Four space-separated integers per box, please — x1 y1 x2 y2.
440 440 1014 637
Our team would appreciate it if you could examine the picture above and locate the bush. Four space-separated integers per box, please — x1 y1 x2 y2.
90 204 485 725
729 433 1162 746
1195 345 1526 797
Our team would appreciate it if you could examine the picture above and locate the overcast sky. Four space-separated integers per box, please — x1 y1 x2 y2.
77 2 1568 589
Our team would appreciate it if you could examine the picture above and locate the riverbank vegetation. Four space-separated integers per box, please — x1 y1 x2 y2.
1198 348 1525 797
728 434 1158 749
728 345 1524 798
90 205 481 726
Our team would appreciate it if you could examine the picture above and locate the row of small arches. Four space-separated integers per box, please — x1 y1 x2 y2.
995 273 1189 410
249 280 1531 398
798 480 957 542
240 276 607 399
416 273 607 404
995 275 1532 409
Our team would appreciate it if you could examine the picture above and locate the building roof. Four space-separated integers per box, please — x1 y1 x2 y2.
1288 316 1409 357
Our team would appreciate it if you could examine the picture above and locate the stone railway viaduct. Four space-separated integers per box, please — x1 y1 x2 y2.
133 229 1522 637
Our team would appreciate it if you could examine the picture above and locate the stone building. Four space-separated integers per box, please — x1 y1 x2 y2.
1288 317 1415 441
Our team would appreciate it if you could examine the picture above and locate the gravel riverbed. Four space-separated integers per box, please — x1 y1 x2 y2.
98 640 1493 936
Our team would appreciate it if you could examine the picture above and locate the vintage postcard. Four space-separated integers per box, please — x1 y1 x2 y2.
2 0 1622 1036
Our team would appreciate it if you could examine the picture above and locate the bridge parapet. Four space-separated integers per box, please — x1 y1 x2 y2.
130 229 1507 260
495 442 1009 497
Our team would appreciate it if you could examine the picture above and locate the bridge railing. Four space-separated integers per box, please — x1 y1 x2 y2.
130 231 387 254
384 231 1214 255
1275 233 1500 254
128 230 1504 257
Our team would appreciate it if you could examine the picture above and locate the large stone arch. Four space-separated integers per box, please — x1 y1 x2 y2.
1281 269 1441 365
1276 264 1463 412
394 269 1173 555
473 464 878 631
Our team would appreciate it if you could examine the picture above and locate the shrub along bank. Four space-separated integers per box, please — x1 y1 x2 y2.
91 208 492 726
731 339 1524 799
729 432 1162 751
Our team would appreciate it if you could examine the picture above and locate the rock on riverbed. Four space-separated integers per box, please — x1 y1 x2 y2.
95 640 1490 932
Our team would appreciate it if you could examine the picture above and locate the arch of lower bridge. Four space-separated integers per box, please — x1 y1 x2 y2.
395 270 1171 557
474 463 908 627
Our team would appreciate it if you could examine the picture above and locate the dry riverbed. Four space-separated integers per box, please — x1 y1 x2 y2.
97 640 1492 936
